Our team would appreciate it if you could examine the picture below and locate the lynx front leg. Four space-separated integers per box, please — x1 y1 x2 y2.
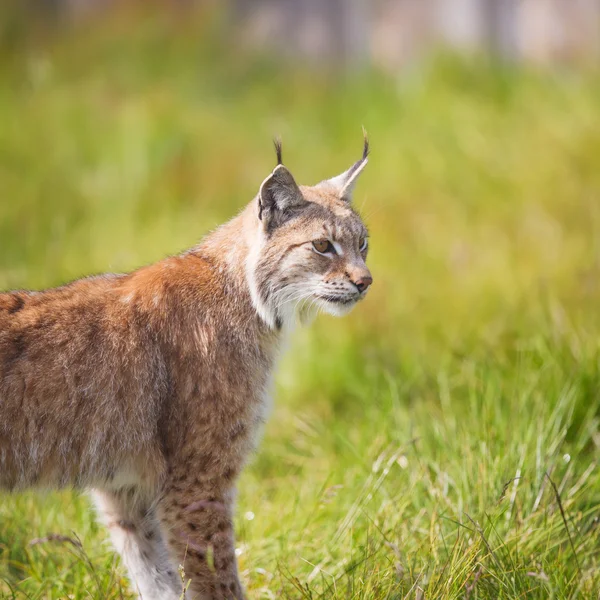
158 470 244 600
93 488 182 600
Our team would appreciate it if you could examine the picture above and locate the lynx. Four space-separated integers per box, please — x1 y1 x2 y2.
0 139 373 599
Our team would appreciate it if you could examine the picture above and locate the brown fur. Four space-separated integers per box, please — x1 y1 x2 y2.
0 146 372 599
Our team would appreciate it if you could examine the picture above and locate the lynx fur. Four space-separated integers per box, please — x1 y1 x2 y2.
0 139 373 599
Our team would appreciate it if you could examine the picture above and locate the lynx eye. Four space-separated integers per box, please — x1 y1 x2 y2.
359 238 368 252
312 239 336 255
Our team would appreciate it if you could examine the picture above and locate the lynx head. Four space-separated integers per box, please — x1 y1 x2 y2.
246 136 373 329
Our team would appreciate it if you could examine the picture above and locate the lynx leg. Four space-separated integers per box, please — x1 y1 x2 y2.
93 488 182 600
158 472 244 600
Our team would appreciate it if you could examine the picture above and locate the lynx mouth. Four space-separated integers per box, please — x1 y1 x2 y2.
316 294 359 305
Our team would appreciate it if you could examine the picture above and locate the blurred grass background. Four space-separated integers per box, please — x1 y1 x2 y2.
1 4 600 599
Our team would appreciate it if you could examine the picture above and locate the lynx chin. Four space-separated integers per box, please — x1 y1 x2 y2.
0 138 373 600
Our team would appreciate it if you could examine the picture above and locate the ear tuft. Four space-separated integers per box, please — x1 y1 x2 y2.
362 126 369 161
273 137 283 165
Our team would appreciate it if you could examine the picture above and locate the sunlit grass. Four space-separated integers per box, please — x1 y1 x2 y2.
1 7 599 599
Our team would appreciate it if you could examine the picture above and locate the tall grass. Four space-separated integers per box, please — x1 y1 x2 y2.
1 7 599 599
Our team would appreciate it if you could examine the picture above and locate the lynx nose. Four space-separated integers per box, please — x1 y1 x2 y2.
353 275 373 293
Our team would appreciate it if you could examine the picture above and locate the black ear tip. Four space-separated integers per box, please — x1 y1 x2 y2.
362 127 369 160
273 137 283 165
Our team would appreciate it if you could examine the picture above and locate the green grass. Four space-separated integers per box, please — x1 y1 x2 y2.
1 6 600 599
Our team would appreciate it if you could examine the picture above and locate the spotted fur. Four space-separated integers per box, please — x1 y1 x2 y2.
0 142 372 599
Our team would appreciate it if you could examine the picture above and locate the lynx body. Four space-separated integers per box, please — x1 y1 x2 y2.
0 141 372 599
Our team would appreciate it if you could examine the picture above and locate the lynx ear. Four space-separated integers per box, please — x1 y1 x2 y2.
258 165 305 229
322 133 369 202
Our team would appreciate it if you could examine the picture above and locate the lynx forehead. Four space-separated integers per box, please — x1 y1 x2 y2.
0 137 372 600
